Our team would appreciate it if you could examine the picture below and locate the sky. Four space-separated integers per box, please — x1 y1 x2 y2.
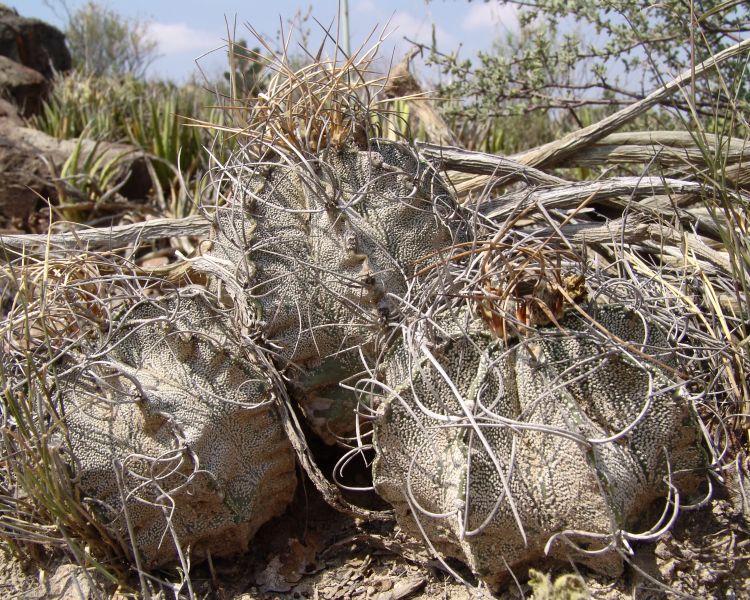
18 0 521 82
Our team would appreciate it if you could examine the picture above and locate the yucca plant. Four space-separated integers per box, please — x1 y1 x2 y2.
125 86 212 191
61 138 136 205
30 72 219 218
29 71 145 141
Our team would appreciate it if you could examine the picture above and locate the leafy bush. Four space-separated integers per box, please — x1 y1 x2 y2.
55 0 159 78
429 0 749 149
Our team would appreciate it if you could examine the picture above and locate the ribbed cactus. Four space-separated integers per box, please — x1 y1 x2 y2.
371 304 704 587
4 47 715 591
61 291 296 567
206 140 462 442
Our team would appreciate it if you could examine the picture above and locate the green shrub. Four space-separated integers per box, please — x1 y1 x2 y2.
59 0 158 78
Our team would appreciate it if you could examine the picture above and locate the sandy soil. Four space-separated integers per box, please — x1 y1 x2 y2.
2 471 748 600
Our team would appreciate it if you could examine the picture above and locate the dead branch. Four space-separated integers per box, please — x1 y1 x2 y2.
0 215 211 254
417 142 566 187
480 176 705 221
513 37 750 169
558 131 750 186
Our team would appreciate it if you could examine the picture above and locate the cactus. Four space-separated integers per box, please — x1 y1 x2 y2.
206 140 462 442
1 42 721 592
197 122 708 585
371 304 704 588
60 290 296 567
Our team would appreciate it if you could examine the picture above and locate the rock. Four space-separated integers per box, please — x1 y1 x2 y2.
0 96 21 124
61 290 297 567
47 565 97 600
0 121 151 230
0 55 47 116
0 122 54 228
372 304 706 589
371 576 426 600
0 6 71 79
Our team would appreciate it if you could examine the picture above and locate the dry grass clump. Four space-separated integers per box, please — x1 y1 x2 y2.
0 251 163 584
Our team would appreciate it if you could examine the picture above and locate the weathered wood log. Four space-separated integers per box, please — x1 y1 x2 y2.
0 214 210 253
557 131 749 186
417 142 566 187
480 176 705 220
434 37 750 194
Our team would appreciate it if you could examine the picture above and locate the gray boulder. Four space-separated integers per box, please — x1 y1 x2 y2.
0 5 71 79
0 55 47 116
0 121 151 230
0 96 21 124
0 120 55 228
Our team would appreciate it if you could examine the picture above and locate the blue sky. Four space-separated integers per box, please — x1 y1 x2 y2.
18 1 520 81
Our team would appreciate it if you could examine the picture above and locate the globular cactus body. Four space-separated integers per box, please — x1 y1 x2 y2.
372 305 704 587
11 47 712 588
56 136 708 582
63 291 296 567
208 141 460 442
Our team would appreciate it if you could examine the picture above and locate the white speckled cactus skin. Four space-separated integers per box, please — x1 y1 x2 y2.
207 140 463 442
201 137 706 584
63 291 296 567
371 304 705 588
58 137 707 584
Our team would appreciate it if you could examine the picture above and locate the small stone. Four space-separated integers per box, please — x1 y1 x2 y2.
47 565 96 600
658 558 677 580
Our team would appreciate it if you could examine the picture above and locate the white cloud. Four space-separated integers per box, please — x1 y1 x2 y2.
462 2 518 32
146 22 219 56
355 0 376 14
385 11 457 49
